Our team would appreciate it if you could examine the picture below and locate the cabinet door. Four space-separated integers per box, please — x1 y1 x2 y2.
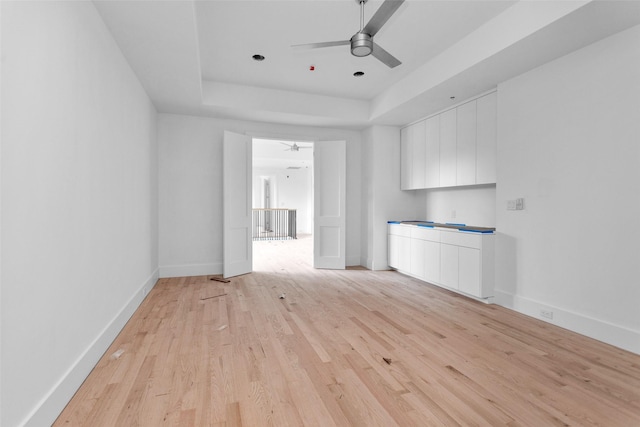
400 127 412 190
388 233 399 268
476 92 497 184
410 238 425 279
458 247 481 296
424 115 440 188
456 100 477 186
411 121 427 189
440 243 458 289
439 109 457 187
423 240 440 284
398 236 412 272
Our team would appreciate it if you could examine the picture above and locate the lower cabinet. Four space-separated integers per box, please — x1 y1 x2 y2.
410 238 425 279
440 243 459 289
423 240 440 284
388 233 399 269
458 247 481 296
388 223 494 300
388 224 411 272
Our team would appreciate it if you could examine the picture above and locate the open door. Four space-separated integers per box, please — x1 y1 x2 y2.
223 131 252 278
313 140 346 269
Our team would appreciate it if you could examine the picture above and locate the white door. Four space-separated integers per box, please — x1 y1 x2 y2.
313 140 346 269
223 131 252 278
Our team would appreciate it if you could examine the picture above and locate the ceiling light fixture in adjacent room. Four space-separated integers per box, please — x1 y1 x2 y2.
252 54 265 61
354 71 365 77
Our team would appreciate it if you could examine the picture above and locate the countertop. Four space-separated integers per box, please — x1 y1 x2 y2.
388 220 495 234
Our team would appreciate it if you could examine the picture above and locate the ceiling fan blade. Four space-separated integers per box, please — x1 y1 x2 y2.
362 0 405 37
291 40 350 50
372 42 401 68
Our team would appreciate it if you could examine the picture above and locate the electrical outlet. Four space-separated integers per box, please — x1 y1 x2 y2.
540 309 553 320
507 199 525 210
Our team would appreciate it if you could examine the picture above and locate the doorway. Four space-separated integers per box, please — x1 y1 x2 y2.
252 138 314 268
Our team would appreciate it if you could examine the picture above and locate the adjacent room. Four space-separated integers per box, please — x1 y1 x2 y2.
1 0 639 426
252 137 314 268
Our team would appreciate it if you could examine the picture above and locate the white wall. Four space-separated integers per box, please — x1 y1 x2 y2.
495 24 640 354
1 2 158 426
361 126 422 270
0 1 4 419
158 114 362 276
423 185 496 227
253 167 313 235
361 128 373 269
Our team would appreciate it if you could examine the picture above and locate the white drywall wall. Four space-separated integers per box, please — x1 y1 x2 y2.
361 126 422 270
495 24 640 353
1 2 158 425
158 114 362 277
253 167 313 235
424 185 496 227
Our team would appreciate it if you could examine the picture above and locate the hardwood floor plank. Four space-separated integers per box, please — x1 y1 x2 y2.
54 236 640 426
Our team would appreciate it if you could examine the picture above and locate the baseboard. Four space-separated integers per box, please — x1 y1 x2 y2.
159 262 222 278
23 269 159 427
494 289 640 355
346 256 361 267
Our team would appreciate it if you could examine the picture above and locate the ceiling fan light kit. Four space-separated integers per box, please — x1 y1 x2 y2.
280 142 312 152
292 0 405 68
351 32 373 57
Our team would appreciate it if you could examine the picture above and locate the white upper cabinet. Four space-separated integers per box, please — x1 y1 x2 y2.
476 91 497 185
400 119 426 190
400 126 412 190
439 108 457 187
410 120 427 189
456 100 477 186
424 115 440 188
400 91 497 190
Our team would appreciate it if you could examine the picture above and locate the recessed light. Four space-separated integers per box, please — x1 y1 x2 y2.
450 96 456 100
353 71 365 77
252 54 265 61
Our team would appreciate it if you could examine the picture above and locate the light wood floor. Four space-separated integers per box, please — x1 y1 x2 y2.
56 235 640 426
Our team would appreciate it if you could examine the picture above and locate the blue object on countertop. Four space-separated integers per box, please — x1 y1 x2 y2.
417 224 434 228
387 221 401 224
445 222 466 226
458 228 494 234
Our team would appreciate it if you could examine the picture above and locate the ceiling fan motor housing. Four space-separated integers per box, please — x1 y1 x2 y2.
351 32 373 57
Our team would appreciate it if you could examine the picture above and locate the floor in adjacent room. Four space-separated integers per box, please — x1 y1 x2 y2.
55 235 640 426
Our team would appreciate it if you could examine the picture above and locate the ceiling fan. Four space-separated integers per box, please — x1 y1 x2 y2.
292 0 405 68
280 142 312 152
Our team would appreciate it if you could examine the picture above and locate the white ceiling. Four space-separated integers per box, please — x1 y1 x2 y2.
195 1 514 100
94 0 640 130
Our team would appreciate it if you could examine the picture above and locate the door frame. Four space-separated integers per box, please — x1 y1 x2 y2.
249 134 346 269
